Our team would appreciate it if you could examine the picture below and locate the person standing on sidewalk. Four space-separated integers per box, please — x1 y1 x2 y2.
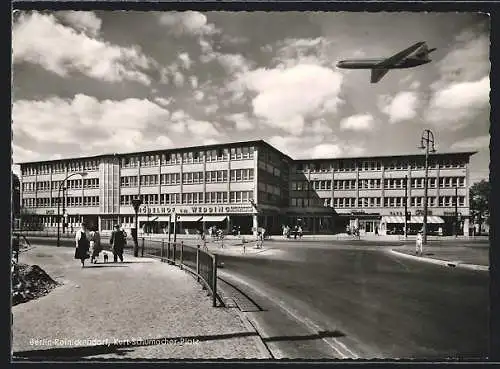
416 230 423 256
75 223 90 267
110 224 126 262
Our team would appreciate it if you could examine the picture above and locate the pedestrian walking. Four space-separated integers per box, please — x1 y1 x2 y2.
89 229 102 264
75 223 91 267
416 230 423 256
293 225 298 239
110 224 126 262
297 225 303 239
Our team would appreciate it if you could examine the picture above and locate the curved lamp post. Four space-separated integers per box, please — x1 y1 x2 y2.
57 172 87 247
418 129 436 245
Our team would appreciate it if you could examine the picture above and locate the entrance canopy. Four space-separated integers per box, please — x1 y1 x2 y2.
201 215 227 222
382 215 444 224
176 215 202 222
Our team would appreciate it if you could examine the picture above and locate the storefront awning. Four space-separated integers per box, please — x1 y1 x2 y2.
176 215 202 222
381 215 444 224
201 215 227 222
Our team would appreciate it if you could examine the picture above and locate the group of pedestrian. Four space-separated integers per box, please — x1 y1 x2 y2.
74 223 127 267
282 225 303 240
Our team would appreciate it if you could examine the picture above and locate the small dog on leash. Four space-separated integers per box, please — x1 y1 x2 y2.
103 252 109 263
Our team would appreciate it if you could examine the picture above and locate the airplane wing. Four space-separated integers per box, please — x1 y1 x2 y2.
371 68 390 83
374 41 426 68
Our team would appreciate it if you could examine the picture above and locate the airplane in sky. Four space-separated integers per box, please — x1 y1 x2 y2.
336 41 437 83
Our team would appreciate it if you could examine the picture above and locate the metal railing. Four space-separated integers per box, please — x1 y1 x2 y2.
138 237 220 307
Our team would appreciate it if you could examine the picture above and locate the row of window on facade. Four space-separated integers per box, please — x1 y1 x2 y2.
23 196 100 207
36 215 84 226
293 158 466 173
291 177 466 191
258 160 287 180
120 191 254 205
120 169 254 187
22 160 100 176
290 196 466 208
121 146 255 167
23 178 100 192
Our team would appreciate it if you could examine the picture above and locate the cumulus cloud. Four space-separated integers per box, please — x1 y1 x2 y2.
58 11 102 37
268 135 365 159
226 113 253 131
189 76 198 89
154 97 173 107
234 64 343 134
450 135 490 150
13 12 154 85
178 52 192 69
434 27 490 88
379 91 419 123
339 114 374 131
216 53 251 74
187 120 220 136
158 11 219 36
173 71 185 87
425 76 490 127
204 104 219 115
12 94 171 158
194 91 204 101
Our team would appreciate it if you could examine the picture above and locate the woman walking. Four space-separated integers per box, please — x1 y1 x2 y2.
90 229 102 264
75 223 91 267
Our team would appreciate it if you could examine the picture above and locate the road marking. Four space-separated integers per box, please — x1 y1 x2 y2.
218 269 359 359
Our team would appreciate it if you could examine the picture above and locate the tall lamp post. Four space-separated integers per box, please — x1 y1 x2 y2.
418 129 436 245
57 172 87 247
131 198 142 257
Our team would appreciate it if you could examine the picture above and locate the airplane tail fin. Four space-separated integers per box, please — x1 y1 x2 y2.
415 43 436 60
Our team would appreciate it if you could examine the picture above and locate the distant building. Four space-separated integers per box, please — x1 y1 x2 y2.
17 139 475 236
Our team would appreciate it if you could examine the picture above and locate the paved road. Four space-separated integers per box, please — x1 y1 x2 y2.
216 240 489 359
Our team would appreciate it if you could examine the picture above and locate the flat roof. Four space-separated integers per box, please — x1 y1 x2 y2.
293 150 478 162
16 139 293 165
15 139 476 166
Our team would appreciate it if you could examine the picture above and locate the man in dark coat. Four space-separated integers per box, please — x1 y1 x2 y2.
110 224 126 262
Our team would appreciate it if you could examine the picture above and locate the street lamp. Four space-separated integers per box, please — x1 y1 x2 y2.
131 197 142 257
418 129 436 245
57 172 87 247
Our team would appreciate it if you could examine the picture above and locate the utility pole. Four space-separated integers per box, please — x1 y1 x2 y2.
419 129 436 245
404 175 408 239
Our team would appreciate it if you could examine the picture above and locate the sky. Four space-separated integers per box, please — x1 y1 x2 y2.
12 11 490 184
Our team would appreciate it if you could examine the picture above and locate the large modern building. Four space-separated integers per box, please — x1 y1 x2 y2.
17 139 475 236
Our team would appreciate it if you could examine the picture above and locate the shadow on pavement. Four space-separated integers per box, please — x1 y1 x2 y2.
12 330 349 360
85 264 129 268
12 331 259 359
262 329 346 343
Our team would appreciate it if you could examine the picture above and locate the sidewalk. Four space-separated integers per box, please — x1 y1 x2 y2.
12 246 269 360
390 244 489 271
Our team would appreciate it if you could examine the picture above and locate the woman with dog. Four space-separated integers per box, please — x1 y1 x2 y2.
75 223 91 267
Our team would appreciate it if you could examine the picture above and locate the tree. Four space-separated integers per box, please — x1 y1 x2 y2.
469 179 490 235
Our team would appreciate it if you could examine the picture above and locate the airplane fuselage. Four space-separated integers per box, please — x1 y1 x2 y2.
337 57 430 69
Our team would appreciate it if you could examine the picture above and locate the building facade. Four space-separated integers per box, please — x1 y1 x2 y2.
17 140 475 236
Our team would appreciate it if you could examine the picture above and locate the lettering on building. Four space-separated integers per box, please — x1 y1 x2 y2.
138 205 254 215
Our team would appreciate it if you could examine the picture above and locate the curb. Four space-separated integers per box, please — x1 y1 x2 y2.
389 249 489 272
217 269 360 359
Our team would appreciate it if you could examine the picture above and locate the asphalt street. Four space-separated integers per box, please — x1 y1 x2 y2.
216 240 489 359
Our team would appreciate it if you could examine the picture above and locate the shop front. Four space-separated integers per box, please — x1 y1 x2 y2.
133 204 258 236
336 211 382 235
379 215 445 235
